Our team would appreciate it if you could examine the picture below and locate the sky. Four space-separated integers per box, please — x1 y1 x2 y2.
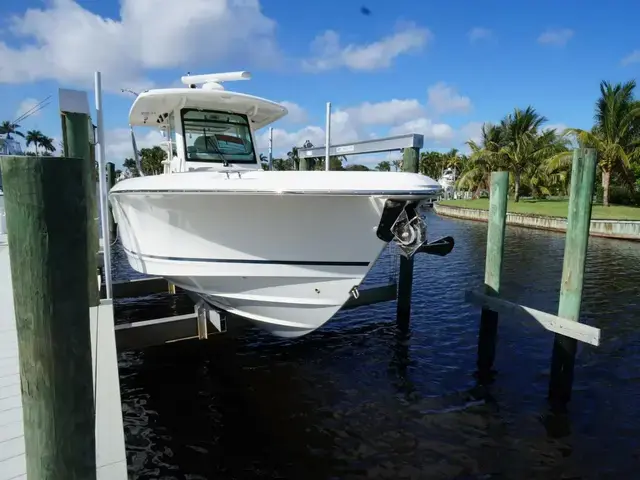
1 0 639 169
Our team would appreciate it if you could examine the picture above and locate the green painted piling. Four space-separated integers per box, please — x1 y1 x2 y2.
548 148 597 405
106 162 117 237
61 111 100 307
396 147 420 327
401 146 419 175
0 156 96 480
476 171 509 380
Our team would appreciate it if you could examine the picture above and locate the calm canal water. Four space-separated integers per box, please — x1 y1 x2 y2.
113 210 640 479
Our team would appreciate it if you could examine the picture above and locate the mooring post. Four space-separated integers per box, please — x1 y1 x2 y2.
61 111 100 307
396 146 420 329
106 161 117 238
548 148 597 406
476 171 509 382
0 155 96 479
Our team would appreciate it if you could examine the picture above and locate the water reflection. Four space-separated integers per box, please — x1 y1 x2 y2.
116 210 640 479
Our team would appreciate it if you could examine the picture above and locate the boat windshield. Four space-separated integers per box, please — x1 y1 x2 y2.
181 108 256 164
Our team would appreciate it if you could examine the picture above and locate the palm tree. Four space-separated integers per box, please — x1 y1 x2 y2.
39 135 56 155
0 121 25 140
496 106 553 202
564 80 640 206
286 146 300 170
457 123 504 196
419 151 447 178
26 130 45 155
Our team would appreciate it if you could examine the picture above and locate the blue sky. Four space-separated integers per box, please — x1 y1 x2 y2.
1 0 639 168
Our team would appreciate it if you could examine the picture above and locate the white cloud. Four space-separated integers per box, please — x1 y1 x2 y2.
621 50 640 66
543 123 568 134
537 28 574 47
389 118 455 143
279 101 308 124
14 98 41 120
468 27 492 43
105 127 164 164
303 22 432 72
345 99 424 125
256 98 428 155
427 82 472 115
256 108 360 153
458 122 484 145
0 0 281 92
257 91 486 157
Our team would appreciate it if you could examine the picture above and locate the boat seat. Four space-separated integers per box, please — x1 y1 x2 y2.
194 135 213 153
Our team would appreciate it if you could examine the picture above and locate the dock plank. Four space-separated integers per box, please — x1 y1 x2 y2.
0 236 128 478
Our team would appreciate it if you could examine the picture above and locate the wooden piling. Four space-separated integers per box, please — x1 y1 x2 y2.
548 148 597 406
396 147 420 329
105 161 117 237
61 111 100 307
476 171 509 382
0 155 96 479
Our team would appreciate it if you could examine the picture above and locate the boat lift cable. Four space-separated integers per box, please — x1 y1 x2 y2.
12 95 52 125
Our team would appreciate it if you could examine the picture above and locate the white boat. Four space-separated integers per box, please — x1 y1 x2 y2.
438 167 456 197
109 71 445 338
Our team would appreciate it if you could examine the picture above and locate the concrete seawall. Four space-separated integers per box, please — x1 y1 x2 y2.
434 203 640 241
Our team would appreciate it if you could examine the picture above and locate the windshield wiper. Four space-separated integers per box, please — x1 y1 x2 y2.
202 130 230 167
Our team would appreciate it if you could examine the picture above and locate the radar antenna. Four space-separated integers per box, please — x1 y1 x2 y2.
180 71 252 91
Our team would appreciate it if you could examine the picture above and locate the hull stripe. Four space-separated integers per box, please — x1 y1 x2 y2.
122 247 371 267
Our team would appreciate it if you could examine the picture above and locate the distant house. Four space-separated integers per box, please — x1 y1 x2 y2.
0 135 23 156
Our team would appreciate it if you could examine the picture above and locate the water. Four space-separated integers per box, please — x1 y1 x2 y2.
114 210 640 479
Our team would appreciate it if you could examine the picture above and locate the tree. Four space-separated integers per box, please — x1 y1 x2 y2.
375 161 391 171
0 121 25 139
391 159 402 171
25 130 56 156
497 106 551 202
564 80 640 206
259 153 269 170
272 157 293 170
140 146 166 175
123 158 139 177
458 123 504 196
345 164 370 171
26 130 43 155
286 146 300 171
420 151 447 179
39 135 56 155
312 155 346 171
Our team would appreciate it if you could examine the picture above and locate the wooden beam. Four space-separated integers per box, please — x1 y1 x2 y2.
465 289 600 347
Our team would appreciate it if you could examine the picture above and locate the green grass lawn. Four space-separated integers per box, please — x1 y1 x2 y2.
438 198 640 221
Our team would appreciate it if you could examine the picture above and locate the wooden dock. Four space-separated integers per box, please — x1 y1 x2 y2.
0 233 127 479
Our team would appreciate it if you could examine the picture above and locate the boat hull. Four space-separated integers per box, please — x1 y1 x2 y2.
111 192 391 337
